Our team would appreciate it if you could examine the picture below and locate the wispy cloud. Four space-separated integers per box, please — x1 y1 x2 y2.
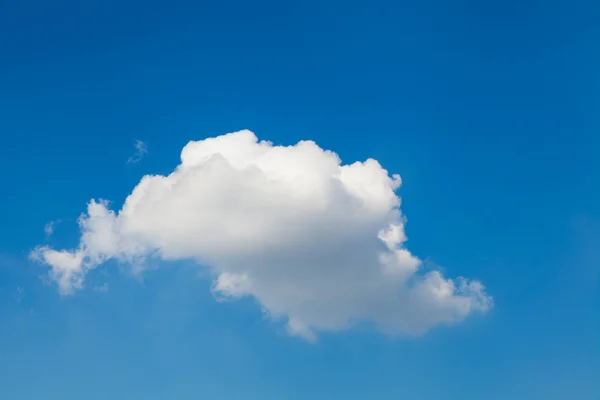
44 220 59 238
14 286 25 303
94 282 109 293
127 140 148 164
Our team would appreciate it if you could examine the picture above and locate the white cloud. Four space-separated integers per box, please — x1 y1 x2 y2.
127 140 148 164
44 219 62 238
44 221 55 237
31 130 492 339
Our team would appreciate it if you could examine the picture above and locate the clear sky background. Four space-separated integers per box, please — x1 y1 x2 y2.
1 0 599 399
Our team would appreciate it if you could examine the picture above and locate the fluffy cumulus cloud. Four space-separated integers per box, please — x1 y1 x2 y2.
31 130 491 340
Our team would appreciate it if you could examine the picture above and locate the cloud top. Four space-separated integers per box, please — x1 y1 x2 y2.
31 130 491 340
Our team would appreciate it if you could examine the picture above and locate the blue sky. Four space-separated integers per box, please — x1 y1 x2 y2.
1 0 599 399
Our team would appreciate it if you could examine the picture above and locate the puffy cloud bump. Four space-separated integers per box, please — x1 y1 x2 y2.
31 130 491 340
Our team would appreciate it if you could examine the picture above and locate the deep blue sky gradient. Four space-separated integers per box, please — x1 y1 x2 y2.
1 1 599 399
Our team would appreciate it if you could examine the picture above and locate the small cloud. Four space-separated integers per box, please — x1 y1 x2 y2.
14 286 25 303
127 140 148 164
44 220 60 238
94 283 109 293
